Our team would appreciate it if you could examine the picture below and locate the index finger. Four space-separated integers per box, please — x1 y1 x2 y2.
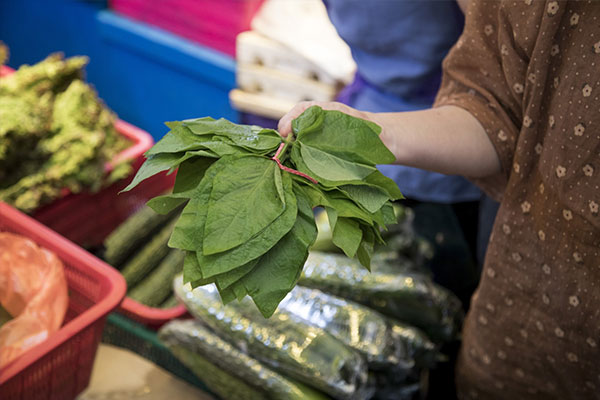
277 101 319 137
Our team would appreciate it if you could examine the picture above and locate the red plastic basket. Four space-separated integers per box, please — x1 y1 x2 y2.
0 203 127 400
119 298 188 328
110 0 264 56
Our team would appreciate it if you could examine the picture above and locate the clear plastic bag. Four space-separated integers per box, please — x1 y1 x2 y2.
0 232 68 368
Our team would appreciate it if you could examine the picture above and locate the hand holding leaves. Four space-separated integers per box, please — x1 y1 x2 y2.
122 106 403 317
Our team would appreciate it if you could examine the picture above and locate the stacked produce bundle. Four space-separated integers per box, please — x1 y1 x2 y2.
0 44 132 212
102 204 184 308
156 211 462 398
168 277 373 399
159 319 329 400
161 259 446 399
157 214 458 399
300 252 463 343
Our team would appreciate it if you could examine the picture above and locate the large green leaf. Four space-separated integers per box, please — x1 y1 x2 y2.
229 127 281 153
217 279 249 304
183 251 204 284
243 190 317 317
291 179 331 209
185 118 282 151
381 202 398 225
338 183 390 214
203 156 285 255
184 117 251 136
324 194 375 226
356 227 375 271
198 137 251 157
168 157 231 251
214 258 259 290
295 106 395 165
364 171 404 200
145 124 208 156
291 105 325 140
299 143 375 182
288 143 320 185
197 171 297 277
146 157 215 215
146 195 187 215
173 157 214 195
121 152 188 193
331 216 363 258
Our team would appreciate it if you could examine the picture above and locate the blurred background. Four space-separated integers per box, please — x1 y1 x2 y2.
0 0 354 141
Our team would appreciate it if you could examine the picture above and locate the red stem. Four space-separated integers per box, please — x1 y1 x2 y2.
271 143 318 184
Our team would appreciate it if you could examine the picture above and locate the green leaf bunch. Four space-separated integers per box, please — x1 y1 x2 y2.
123 106 403 317
0 51 132 212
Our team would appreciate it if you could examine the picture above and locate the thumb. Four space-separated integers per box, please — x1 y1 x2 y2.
277 101 319 137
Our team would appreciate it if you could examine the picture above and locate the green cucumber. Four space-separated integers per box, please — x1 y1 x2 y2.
166 343 265 400
174 275 371 400
159 294 180 309
159 319 328 400
104 204 180 267
120 219 177 288
299 252 463 343
278 286 438 371
128 249 184 307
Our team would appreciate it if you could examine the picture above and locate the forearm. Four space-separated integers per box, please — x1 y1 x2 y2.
278 101 501 179
368 105 501 178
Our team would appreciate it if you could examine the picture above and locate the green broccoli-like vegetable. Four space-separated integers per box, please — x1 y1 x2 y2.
0 50 132 212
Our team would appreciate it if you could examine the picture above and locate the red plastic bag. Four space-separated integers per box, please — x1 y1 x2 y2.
0 232 68 368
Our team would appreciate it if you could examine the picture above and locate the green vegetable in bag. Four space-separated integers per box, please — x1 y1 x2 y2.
278 285 438 372
159 319 329 400
174 275 371 400
120 218 177 287
299 252 463 343
166 344 266 400
128 249 184 306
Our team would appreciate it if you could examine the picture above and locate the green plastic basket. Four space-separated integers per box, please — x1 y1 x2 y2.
101 312 216 396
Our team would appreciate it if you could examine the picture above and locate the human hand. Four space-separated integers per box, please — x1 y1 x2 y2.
277 101 373 137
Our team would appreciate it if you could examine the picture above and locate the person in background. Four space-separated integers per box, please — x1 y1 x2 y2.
279 1 600 398
323 0 497 312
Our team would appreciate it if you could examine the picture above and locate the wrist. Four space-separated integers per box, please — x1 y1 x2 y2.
364 111 400 163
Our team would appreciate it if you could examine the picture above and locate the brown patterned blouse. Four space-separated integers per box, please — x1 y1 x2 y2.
434 1 600 399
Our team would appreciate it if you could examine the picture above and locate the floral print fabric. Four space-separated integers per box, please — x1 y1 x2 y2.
434 1 600 398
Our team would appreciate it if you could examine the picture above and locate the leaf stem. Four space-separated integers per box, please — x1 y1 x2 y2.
275 132 295 161
271 135 318 184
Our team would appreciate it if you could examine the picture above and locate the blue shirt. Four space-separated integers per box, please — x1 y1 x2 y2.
325 0 481 203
